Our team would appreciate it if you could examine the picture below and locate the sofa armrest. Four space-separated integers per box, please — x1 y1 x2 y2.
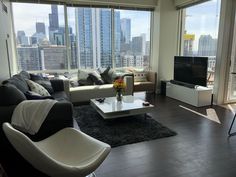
63 79 70 98
147 71 157 84
28 101 74 141
50 79 70 94
50 79 65 92
124 75 134 95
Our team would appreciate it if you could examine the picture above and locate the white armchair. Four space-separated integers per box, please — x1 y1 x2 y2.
2 123 111 177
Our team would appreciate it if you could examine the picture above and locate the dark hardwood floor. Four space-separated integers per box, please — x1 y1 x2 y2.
95 93 236 177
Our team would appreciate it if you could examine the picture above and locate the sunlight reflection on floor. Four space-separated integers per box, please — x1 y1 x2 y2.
227 104 235 114
179 105 221 124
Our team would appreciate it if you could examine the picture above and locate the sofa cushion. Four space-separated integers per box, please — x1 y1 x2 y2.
2 74 29 93
26 80 51 96
19 71 30 80
30 74 54 94
134 81 155 92
70 84 115 103
0 84 26 106
134 71 148 82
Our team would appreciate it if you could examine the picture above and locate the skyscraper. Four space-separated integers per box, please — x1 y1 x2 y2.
36 22 46 35
49 5 59 44
17 46 41 70
49 5 59 31
184 33 195 56
121 18 131 44
115 11 121 67
99 9 112 68
40 46 67 70
141 33 146 55
145 41 150 56
198 35 217 56
17 30 29 45
76 8 94 69
75 8 121 69
132 36 143 56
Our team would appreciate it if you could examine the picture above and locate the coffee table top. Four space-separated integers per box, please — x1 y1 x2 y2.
90 95 154 118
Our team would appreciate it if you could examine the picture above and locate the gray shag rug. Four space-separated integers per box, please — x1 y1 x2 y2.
74 105 177 148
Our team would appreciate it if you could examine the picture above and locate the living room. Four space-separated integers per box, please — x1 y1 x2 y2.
1 0 236 177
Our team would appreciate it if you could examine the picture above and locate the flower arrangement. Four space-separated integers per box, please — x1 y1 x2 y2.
113 77 126 101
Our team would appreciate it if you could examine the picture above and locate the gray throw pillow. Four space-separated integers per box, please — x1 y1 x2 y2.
30 74 54 94
77 69 96 86
100 66 118 84
26 80 51 96
89 70 104 85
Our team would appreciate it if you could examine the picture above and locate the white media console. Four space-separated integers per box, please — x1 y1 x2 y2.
166 82 212 107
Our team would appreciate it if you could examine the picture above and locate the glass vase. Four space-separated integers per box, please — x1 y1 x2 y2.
116 91 123 102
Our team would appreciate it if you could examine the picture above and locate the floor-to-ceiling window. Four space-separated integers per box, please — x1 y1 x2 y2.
181 0 221 87
12 3 67 71
12 2 152 72
114 9 151 68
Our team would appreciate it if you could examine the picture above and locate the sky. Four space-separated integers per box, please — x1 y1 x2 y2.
12 3 151 40
185 0 221 51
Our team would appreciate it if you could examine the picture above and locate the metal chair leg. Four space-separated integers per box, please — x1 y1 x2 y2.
228 113 236 136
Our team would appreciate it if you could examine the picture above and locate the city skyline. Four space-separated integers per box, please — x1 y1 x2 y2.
15 4 150 71
12 3 151 40
13 1 220 71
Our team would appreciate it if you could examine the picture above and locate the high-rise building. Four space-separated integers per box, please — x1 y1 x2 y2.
31 32 46 45
76 8 94 69
40 46 67 70
17 30 29 45
36 22 46 35
141 33 146 55
99 9 112 68
115 11 121 67
121 18 131 44
135 56 144 67
184 33 195 56
198 35 217 56
122 55 134 67
76 8 121 69
145 41 150 56
49 5 59 31
49 5 59 44
17 46 41 70
132 36 143 56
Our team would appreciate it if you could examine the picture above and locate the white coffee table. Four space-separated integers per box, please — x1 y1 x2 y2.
90 95 154 119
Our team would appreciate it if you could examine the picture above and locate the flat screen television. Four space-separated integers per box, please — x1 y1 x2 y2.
174 56 208 87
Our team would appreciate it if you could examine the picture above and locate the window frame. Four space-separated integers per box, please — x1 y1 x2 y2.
11 3 153 73
178 0 221 88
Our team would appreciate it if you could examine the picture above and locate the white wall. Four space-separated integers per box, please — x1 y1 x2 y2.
0 0 16 82
153 0 179 90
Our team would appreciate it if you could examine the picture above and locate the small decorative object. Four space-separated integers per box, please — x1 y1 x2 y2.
113 77 126 102
143 101 150 106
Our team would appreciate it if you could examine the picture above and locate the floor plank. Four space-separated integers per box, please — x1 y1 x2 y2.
95 93 236 177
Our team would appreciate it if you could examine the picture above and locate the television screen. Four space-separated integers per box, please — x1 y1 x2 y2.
174 56 208 87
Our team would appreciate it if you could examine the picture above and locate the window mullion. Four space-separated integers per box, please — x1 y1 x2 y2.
111 8 115 68
64 5 71 71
